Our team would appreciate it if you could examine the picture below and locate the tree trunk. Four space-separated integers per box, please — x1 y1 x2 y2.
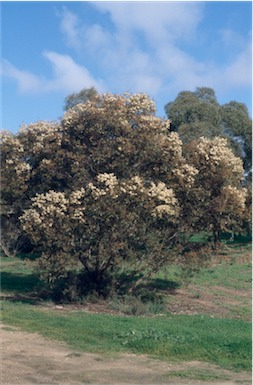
212 228 221 248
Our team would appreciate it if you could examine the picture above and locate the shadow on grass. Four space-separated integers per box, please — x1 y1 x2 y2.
147 278 180 293
189 232 252 246
18 252 41 261
1 294 41 305
1 271 45 305
1 271 40 293
116 270 181 296
228 234 252 244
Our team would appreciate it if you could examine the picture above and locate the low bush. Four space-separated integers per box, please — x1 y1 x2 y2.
109 289 166 316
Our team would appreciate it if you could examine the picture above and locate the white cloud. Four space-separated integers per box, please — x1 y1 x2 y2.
1 60 42 93
42 51 103 93
3 3 251 112
220 28 248 52
1 52 104 95
222 42 252 88
56 3 251 106
156 39 252 100
58 6 81 50
94 2 204 45
84 23 112 54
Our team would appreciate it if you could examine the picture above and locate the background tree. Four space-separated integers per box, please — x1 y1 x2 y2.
164 87 252 179
63 87 98 111
220 101 252 180
164 87 221 139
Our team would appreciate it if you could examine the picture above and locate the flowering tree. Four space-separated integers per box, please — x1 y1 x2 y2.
0 122 62 256
20 174 181 294
186 136 247 242
16 93 197 294
1 92 249 296
0 131 31 256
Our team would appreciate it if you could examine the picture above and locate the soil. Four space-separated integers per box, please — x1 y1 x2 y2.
0 324 251 385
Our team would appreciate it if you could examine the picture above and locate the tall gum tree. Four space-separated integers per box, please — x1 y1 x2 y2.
164 87 252 180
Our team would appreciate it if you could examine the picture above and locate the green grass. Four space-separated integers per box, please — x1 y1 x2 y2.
1 256 40 294
189 231 252 245
191 262 252 290
1 300 251 371
189 231 210 243
154 238 252 290
153 258 251 295
154 256 251 321
1 242 252 373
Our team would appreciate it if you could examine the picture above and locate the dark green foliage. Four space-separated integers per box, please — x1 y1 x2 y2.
165 87 221 137
63 87 98 111
164 87 252 179
221 100 252 179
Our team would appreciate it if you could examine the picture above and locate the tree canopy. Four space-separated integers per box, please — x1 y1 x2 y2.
63 87 98 111
164 87 252 179
1 90 250 299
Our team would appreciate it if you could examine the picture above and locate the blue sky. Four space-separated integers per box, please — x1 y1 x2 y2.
1 1 252 133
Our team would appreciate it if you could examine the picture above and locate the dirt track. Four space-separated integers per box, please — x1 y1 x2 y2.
0 323 251 385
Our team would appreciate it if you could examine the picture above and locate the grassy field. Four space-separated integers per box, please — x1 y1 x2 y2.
1 239 252 377
1 300 251 371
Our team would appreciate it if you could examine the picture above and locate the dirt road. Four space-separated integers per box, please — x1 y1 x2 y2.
0 324 251 385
